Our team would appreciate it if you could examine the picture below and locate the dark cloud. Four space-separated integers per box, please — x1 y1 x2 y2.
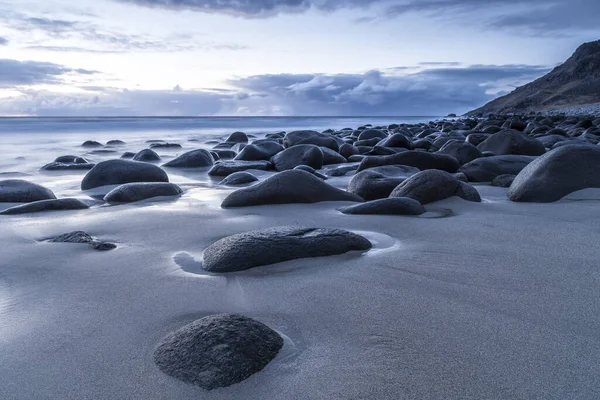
0 59 98 88
114 0 381 17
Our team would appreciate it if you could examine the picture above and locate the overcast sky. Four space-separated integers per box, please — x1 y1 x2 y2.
0 0 598 116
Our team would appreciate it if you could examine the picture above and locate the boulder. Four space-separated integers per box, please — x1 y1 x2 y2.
338 198 426 216
293 165 327 180
0 179 56 202
203 227 372 272
328 165 358 177
162 149 214 168
133 149 161 162
153 314 283 390
222 170 362 208
81 160 169 190
339 143 359 158
81 140 103 148
208 161 272 177
358 129 387 141
357 151 460 173
106 140 125 146
390 170 481 204
47 231 116 251
104 182 183 203
508 145 600 202
348 166 419 201
459 155 535 182
283 130 340 150
150 143 182 149
0 198 89 215
270 145 324 171
491 174 516 188
54 155 88 164
225 131 249 143
219 172 259 185
235 141 284 161
41 162 95 171
437 141 483 165
376 133 412 149
320 147 347 165
477 129 546 156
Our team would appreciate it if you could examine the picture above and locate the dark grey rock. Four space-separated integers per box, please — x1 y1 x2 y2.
284 130 341 150
491 174 516 188
348 166 419 201
133 149 161 162
338 197 425 216
121 152 135 159
150 143 182 149
219 172 258 185
358 129 387 141
477 129 546 156
41 162 95 171
0 179 56 202
208 161 272 177
270 145 324 171
81 140 103 148
213 150 237 160
104 182 183 203
203 227 372 272
81 160 169 190
163 149 214 168
235 141 284 161
47 231 116 251
390 170 481 204
0 198 89 215
320 147 347 165
466 133 491 146
293 165 327 180
328 165 358 177
508 145 600 202
107 140 126 146
222 170 362 208
339 143 359 158
376 133 412 149
357 151 460 173
459 155 535 182
226 131 249 143
54 155 88 164
153 314 283 390
437 141 483 165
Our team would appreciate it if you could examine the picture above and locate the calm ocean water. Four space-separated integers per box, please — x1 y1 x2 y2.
0 116 438 135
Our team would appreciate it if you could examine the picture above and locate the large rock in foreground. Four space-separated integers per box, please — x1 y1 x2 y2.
0 198 89 215
154 314 283 390
508 145 600 202
104 182 183 203
81 160 169 190
221 170 362 208
203 227 372 272
0 179 56 203
390 170 481 204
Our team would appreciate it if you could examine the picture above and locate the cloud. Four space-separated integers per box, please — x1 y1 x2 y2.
0 63 551 116
0 59 98 88
113 0 382 17
0 37 8 46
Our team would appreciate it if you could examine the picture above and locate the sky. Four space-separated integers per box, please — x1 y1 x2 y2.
0 0 598 116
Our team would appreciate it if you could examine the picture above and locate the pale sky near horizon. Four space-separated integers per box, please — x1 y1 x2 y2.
0 0 598 116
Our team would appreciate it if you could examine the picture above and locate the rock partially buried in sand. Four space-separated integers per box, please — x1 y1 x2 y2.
338 198 426 216
221 170 362 208
0 198 89 215
208 160 272 177
0 179 56 203
47 231 116 251
508 144 600 202
162 149 214 168
348 166 419 201
270 144 324 171
219 171 259 186
459 155 535 182
153 314 283 390
81 160 169 190
203 227 372 272
104 182 183 204
390 170 481 205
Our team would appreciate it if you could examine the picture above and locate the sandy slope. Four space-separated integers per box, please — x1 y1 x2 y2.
1 182 600 399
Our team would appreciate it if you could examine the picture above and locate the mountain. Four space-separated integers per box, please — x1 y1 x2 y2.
468 40 600 115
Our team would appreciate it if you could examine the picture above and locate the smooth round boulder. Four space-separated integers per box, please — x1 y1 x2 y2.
0 180 56 203
54 155 88 164
133 149 161 162
0 198 89 215
150 143 182 149
357 151 460 173
106 140 125 146
221 170 362 208
81 160 169 190
508 145 600 202
225 131 249 143
320 147 347 165
283 130 341 150
270 145 324 171
348 166 419 201
219 172 258 186
41 162 95 171
338 197 426 216
459 155 535 182
358 129 387 141
491 174 516 188
390 170 481 204
81 140 103 148
153 314 283 390
203 227 372 272
163 149 214 168
234 141 284 161
293 165 327 180
376 133 412 149
437 141 483 166
339 143 359 159
208 161 272 177
104 182 182 203
477 129 546 156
